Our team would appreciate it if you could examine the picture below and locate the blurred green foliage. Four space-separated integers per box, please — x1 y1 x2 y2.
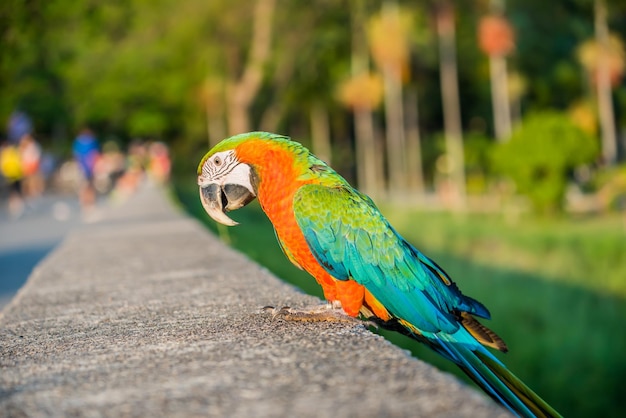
3 0 626 214
492 112 599 213
592 164 626 210
3 0 626 151
463 132 494 194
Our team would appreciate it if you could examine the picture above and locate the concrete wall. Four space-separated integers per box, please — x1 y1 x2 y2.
0 183 508 417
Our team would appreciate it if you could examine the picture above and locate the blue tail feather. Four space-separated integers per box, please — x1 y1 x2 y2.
432 332 561 418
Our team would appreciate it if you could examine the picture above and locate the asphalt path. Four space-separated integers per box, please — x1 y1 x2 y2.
0 193 84 310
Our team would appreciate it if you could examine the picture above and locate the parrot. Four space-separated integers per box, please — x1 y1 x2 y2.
197 131 561 418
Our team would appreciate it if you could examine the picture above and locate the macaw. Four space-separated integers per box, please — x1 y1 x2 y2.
197 132 561 418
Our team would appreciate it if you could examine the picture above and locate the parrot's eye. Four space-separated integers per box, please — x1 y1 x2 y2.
213 156 222 166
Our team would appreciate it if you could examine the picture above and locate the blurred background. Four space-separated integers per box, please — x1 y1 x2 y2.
1 0 626 416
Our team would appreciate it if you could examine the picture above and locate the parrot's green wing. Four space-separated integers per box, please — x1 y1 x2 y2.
292 183 490 334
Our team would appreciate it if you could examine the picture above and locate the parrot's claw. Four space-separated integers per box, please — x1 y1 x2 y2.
261 304 374 327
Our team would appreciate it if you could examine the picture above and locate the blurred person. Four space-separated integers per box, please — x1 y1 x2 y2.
119 140 148 194
7 110 33 144
129 140 149 172
72 128 100 214
95 140 127 193
0 139 25 218
38 151 57 190
148 141 171 184
19 133 44 198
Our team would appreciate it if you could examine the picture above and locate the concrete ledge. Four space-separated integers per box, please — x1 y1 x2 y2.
0 183 507 417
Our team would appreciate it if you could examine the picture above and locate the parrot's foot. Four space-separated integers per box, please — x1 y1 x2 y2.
262 302 371 326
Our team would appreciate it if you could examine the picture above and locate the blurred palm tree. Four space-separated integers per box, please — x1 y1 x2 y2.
336 0 384 199
478 4 515 141
199 77 226 147
436 0 466 210
225 0 276 135
337 71 384 196
577 0 625 165
507 71 527 128
369 1 412 197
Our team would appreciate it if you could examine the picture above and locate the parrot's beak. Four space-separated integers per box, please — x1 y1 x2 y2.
198 165 257 226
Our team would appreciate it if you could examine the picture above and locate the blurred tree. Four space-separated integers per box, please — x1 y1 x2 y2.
369 1 412 196
0 0 72 144
309 102 332 164
225 0 276 135
463 131 493 194
593 163 626 211
577 16 624 165
435 0 466 209
3 0 625 177
478 3 515 141
338 0 384 198
59 0 219 142
405 88 425 194
568 100 598 137
128 109 167 139
492 111 599 214
578 35 625 94
337 71 384 194
256 1 350 164
199 77 227 147
507 0 588 111
403 3 438 196
593 0 618 166
507 71 527 127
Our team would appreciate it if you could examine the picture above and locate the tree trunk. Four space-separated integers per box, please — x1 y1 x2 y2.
405 89 424 194
310 102 332 165
487 0 512 141
381 2 407 197
351 0 382 198
383 67 406 195
595 0 617 165
355 108 381 197
226 0 276 135
436 1 466 210
490 54 512 141
206 105 226 147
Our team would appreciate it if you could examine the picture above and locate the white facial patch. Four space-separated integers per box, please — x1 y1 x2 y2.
225 163 256 196
198 150 236 186
198 150 255 197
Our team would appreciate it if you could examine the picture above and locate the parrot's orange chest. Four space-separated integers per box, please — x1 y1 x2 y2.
254 160 330 286
236 143 365 316
257 175 366 316
239 144 322 274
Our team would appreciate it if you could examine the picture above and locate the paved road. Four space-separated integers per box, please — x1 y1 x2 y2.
0 193 84 309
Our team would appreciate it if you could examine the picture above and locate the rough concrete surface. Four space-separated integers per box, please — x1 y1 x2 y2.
0 183 509 418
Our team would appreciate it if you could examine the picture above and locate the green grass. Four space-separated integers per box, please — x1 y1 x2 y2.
173 176 626 418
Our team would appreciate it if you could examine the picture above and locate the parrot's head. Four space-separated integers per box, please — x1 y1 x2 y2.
198 131 335 226
196 134 262 226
